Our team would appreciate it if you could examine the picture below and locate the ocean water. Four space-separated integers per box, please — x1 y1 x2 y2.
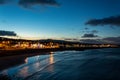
0 48 120 80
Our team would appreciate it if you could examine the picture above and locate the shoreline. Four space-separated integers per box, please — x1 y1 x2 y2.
0 47 120 80
0 47 119 71
0 47 119 57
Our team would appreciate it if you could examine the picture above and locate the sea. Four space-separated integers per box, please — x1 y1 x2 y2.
0 48 120 80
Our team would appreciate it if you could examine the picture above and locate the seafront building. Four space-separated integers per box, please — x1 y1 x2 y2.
0 37 118 50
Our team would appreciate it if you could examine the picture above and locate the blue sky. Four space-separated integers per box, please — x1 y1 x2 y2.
0 0 120 39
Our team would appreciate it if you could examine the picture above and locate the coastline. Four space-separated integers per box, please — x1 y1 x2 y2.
0 47 119 71
0 47 120 80
0 47 118 57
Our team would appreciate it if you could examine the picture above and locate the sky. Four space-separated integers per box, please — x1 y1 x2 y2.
0 0 120 43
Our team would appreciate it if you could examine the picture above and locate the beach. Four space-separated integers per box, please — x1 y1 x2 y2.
0 47 119 71
0 48 120 80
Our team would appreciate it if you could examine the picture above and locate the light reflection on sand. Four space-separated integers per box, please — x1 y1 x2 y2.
18 66 29 77
25 58 28 63
48 53 54 72
1 48 120 80
49 53 54 64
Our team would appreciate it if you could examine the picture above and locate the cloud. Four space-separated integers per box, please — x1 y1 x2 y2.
81 29 99 38
0 0 60 10
91 30 98 34
80 36 120 44
82 33 98 38
82 27 99 33
63 38 79 41
103 37 120 44
80 39 104 44
0 30 17 36
85 15 120 27
18 0 60 8
84 27 89 30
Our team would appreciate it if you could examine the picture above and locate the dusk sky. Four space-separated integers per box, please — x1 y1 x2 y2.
0 0 120 41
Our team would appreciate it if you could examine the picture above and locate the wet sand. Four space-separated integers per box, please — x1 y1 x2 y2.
0 48 120 80
0 47 118 71
0 51 50 71
0 47 83 71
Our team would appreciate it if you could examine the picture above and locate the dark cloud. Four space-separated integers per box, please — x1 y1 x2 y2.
85 15 120 27
80 36 120 44
103 37 120 44
18 0 60 8
82 33 98 38
81 29 99 38
0 30 17 36
84 27 89 30
82 27 99 34
63 38 79 41
0 0 60 10
80 39 104 44
91 30 98 34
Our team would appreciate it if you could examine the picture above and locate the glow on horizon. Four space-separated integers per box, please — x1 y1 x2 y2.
0 0 120 40
0 36 73 40
0 36 41 40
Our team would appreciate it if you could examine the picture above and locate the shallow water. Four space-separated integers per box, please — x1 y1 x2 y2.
0 48 120 80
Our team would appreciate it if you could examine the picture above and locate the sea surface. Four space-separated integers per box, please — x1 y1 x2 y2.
0 48 120 80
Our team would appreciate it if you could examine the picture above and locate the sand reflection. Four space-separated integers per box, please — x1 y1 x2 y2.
49 52 54 64
25 58 28 63
19 66 29 78
48 52 54 72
